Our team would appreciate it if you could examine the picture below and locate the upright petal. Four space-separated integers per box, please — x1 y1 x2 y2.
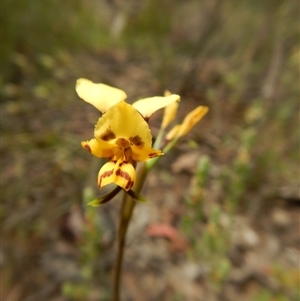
177 106 209 138
161 101 179 130
76 78 127 113
95 101 153 148
133 94 180 119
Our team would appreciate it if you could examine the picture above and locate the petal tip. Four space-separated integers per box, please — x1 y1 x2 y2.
81 141 91 152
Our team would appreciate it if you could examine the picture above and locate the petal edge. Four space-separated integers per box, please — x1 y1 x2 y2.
133 94 180 119
76 78 127 112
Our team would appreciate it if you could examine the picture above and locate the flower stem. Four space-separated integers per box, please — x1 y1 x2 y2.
112 162 148 301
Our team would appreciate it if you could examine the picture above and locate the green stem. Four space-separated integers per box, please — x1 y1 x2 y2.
113 135 179 300
146 137 179 171
153 127 165 149
112 162 148 301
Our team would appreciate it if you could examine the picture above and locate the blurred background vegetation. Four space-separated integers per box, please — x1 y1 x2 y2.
2 0 299 301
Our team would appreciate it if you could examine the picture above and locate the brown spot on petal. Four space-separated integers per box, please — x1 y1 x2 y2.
100 128 116 141
148 152 159 158
129 135 144 147
83 144 91 153
116 138 130 148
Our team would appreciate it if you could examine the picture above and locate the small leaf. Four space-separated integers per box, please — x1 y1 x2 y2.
88 186 122 207
127 189 147 203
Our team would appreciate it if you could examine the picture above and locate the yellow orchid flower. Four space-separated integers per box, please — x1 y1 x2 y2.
77 79 180 191
82 101 164 191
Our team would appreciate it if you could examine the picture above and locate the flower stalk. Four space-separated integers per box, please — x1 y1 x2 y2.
113 162 147 301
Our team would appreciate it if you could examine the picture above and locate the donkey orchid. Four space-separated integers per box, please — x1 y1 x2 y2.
77 78 180 191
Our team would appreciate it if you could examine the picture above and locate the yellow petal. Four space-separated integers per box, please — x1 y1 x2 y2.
76 78 127 113
177 106 209 138
132 94 180 119
131 145 164 161
81 138 117 158
165 124 181 141
98 159 136 191
98 161 116 189
113 159 136 191
95 101 153 148
161 101 179 129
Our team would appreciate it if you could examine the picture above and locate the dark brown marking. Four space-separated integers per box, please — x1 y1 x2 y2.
84 144 92 153
125 180 134 190
129 135 144 147
148 152 158 158
115 168 131 181
115 168 134 190
116 138 130 148
100 128 116 141
98 170 114 187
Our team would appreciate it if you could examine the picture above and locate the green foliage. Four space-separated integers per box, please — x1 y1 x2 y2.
62 281 90 301
249 290 293 301
183 16 299 287
124 0 172 39
182 157 232 288
61 187 110 300
2 0 109 81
